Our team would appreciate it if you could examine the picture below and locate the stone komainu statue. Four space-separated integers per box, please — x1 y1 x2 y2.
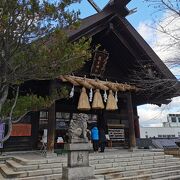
68 113 89 143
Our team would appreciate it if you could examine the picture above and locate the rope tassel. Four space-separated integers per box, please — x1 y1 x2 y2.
77 87 91 111
92 89 104 109
106 90 118 111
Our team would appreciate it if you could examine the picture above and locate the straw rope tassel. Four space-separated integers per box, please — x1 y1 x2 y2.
77 87 91 111
106 90 118 110
92 89 104 109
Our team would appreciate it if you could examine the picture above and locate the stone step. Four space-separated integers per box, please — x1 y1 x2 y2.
6 159 64 172
12 156 66 165
155 174 180 180
11 152 166 167
0 151 173 179
19 173 62 180
89 152 165 161
0 164 27 178
95 166 125 175
12 157 47 165
6 160 39 171
7 153 173 174
104 164 180 179
90 154 173 165
151 169 180 179
106 169 180 180
19 171 104 180
0 162 62 178
27 168 59 177
139 160 180 169
94 175 105 180
105 170 180 180
94 160 180 175
91 155 172 165
0 172 5 180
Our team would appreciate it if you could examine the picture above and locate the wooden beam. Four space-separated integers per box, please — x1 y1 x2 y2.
68 10 114 42
134 106 140 138
47 102 56 153
87 0 101 13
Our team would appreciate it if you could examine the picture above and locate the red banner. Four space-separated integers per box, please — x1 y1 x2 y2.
11 124 31 136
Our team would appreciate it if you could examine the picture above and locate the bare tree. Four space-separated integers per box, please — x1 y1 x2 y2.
144 0 180 66
128 60 179 104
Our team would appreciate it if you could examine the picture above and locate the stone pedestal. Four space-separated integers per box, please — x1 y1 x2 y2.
62 143 94 180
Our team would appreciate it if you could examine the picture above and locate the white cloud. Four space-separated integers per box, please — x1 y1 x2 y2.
153 12 180 65
138 104 167 125
137 21 156 45
137 11 180 65
136 12 180 127
169 66 180 77
138 96 180 127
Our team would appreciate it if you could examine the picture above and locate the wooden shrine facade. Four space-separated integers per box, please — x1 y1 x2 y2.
3 0 179 152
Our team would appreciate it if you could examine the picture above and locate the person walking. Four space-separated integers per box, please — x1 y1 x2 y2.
99 127 106 152
91 126 99 152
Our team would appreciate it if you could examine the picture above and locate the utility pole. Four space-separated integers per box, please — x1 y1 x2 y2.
87 0 101 13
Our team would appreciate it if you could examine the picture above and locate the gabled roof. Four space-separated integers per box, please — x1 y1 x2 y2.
69 0 130 41
69 2 174 80
68 0 179 105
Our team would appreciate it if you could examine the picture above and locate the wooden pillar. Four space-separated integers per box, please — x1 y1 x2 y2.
127 92 136 148
47 102 56 153
134 106 140 138
31 111 40 150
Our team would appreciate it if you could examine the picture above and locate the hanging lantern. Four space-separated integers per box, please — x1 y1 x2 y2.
106 90 118 111
77 87 91 111
92 89 104 109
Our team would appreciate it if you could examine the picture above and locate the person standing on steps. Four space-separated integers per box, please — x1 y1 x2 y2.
99 127 106 152
91 125 99 152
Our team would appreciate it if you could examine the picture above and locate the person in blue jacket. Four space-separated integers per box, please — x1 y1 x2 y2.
91 126 99 152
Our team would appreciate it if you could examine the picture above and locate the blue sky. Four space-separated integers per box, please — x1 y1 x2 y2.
72 0 162 27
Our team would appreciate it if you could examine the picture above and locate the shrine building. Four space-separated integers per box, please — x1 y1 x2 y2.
3 0 179 152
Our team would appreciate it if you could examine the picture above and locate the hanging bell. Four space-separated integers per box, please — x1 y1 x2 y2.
92 89 104 109
106 90 118 111
77 87 91 111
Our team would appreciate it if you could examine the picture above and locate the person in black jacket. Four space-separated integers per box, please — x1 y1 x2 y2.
99 127 106 152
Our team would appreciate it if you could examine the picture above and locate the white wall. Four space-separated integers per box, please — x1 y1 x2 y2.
140 127 180 138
